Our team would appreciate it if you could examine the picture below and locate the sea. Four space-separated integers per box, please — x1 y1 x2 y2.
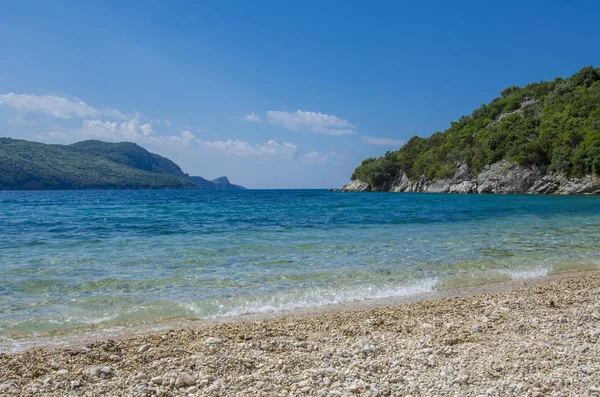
1 190 599 351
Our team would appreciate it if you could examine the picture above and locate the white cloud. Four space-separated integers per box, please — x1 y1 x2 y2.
361 136 405 147
0 93 126 119
303 151 323 163
33 116 297 158
140 123 154 137
197 138 297 157
302 150 344 165
267 109 357 136
242 112 261 122
79 116 140 141
3 92 300 162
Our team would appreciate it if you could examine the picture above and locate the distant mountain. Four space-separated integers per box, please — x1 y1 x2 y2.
0 138 243 190
189 175 246 190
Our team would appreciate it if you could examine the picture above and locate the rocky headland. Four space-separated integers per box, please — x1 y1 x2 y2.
340 161 600 194
344 67 600 196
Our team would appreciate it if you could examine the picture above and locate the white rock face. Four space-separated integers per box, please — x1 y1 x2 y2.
339 180 371 192
339 160 600 195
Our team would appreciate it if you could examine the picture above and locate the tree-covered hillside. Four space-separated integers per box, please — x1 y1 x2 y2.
0 139 196 190
352 67 600 189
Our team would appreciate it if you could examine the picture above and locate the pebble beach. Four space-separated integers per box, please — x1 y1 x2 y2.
1 272 599 397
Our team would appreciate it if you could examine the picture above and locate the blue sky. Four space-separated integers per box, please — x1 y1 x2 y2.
1 0 599 188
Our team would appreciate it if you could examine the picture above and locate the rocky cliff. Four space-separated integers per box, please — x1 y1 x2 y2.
339 161 600 195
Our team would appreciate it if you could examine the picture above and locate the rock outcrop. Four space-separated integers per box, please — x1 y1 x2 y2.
339 161 600 195
339 180 371 192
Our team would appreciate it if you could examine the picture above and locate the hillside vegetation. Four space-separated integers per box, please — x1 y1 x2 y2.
352 66 600 189
0 139 195 190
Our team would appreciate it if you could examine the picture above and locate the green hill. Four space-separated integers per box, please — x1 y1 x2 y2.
0 139 196 190
351 66 600 190
189 176 246 190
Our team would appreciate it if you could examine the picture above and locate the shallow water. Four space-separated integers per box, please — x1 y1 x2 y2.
1 190 599 349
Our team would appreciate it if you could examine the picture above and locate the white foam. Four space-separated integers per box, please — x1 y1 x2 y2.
182 278 438 319
503 267 550 280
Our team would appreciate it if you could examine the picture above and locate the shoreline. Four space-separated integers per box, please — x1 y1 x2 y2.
1 269 598 354
1 270 599 395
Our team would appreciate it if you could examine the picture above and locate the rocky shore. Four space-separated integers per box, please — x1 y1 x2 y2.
339 161 600 194
1 272 599 396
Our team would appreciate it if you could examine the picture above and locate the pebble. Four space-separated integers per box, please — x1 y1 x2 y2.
138 344 152 353
181 372 195 386
576 343 591 353
56 369 69 376
90 367 102 377
2 274 600 397
151 376 163 385
50 362 60 370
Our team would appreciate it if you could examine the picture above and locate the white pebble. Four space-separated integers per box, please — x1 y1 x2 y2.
151 376 163 385
204 337 223 345
181 372 195 386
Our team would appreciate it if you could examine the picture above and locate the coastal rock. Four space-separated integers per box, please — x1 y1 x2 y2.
339 180 371 192
390 171 412 192
476 161 543 194
341 160 600 195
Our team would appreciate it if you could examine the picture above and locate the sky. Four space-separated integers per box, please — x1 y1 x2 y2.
1 0 599 188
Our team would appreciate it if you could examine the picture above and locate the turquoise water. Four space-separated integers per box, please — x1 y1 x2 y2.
1 190 599 348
